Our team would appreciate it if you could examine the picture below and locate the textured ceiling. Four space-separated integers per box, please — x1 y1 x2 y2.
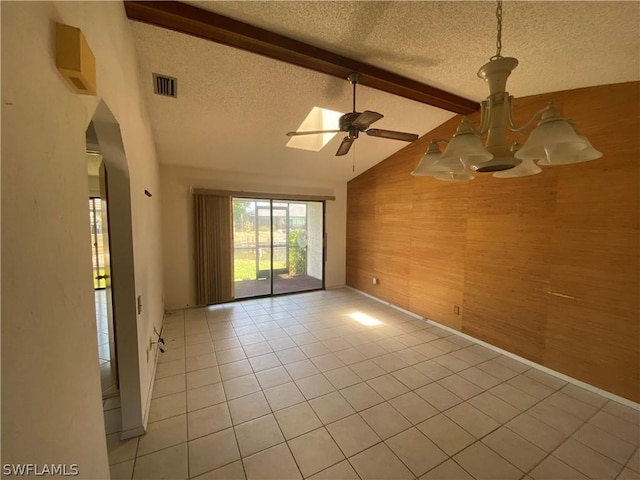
130 1 639 183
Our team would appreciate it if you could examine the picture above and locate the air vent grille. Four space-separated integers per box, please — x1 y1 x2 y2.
153 73 177 98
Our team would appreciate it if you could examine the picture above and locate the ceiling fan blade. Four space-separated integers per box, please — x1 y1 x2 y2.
352 111 384 129
336 136 354 156
366 129 418 142
286 130 342 137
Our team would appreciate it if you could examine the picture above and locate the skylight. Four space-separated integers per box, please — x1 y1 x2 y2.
286 106 343 152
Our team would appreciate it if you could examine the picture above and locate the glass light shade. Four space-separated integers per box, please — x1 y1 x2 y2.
434 172 475 181
434 157 476 181
440 117 493 165
493 158 542 178
537 134 602 165
515 115 589 164
411 142 449 176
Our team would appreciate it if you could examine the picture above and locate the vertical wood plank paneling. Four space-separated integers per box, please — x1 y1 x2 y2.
346 81 640 402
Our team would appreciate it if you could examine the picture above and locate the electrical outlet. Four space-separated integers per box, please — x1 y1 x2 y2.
372 277 378 285
137 295 142 315
453 305 460 315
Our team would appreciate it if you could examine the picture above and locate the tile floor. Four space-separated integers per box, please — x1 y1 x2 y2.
106 288 640 480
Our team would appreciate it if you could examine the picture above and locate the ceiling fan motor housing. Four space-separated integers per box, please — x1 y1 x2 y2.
340 112 365 131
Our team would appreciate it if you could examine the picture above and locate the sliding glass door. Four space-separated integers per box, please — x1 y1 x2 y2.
233 198 324 299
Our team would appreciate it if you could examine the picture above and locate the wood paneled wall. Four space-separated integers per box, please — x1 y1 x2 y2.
346 82 640 402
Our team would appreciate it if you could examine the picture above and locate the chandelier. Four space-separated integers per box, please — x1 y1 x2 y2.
413 1 602 180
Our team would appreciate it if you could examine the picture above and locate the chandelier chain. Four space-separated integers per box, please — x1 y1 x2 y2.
492 0 503 60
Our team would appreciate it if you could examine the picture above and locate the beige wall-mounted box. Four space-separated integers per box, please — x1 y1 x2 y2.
56 23 96 95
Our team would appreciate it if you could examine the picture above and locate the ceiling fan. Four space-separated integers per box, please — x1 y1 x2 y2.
286 73 419 156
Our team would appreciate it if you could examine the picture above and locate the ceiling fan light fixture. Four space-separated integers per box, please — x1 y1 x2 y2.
418 1 600 180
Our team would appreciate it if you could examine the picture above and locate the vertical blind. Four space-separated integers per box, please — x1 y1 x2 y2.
193 193 233 305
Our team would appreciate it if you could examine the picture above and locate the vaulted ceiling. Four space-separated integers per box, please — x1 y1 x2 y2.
128 1 640 183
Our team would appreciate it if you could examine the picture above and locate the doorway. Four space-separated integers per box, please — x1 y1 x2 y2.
233 198 325 298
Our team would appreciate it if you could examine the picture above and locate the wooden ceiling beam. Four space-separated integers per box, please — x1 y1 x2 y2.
124 1 480 115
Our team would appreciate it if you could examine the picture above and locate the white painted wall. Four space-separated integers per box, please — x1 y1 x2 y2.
160 165 347 310
2 2 163 476
307 201 324 279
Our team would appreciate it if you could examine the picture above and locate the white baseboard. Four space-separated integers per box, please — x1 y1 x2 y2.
348 287 640 410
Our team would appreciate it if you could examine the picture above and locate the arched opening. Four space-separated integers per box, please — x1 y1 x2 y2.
86 100 145 439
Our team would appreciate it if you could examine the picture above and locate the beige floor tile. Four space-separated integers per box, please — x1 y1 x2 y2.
392 366 432 390
349 443 414 480
437 375 483 400
186 342 214 358
627 448 639 472
189 427 240 477
220 359 253 380
299 341 331 358
263 382 305 411
560 383 609 408
467 391 520 423
288 427 345 477
187 382 226 412
528 401 584 436
475 358 519 381
295 373 335 400
244 341 273 358
255 365 292 389
412 360 454 381
187 366 222 390
152 374 186 398
454 442 522 480
553 438 623 480
415 383 463 411
482 426 546 472
148 391 186 423
340 382 384 411
617 467 640 480
529 455 588 479
386 427 447 476
155 359 186 379
110 460 134 480
137 414 187 456
217 347 247 365
324 366 362 389
360 402 412 440
602 401 640 425
489 382 539 410
372 353 409 373
228 392 272 425
389 391 438 424
589 410 640 445
350 360 387 381
192 460 245 479
417 413 475 456
507 374 555 400
432 353 470 373
214 337 242 351
420 459 473 479
276 347 307 364
308 460 359 479
326 414 380 456
248 353 281 372
506 412 567 452
457 366 502 390
367 374 410 400
269 337 297 352
235 414 285 457
223 374 261 400
334 347 368 365
106 432 138 465
285 359 321 380
309 391 356 424
133 443 188 480
572 422 636 465
187 402 232 440
444 402 500 438
243 443 302 480
186 353 218 372
274 402 323 440
310 353 345 372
